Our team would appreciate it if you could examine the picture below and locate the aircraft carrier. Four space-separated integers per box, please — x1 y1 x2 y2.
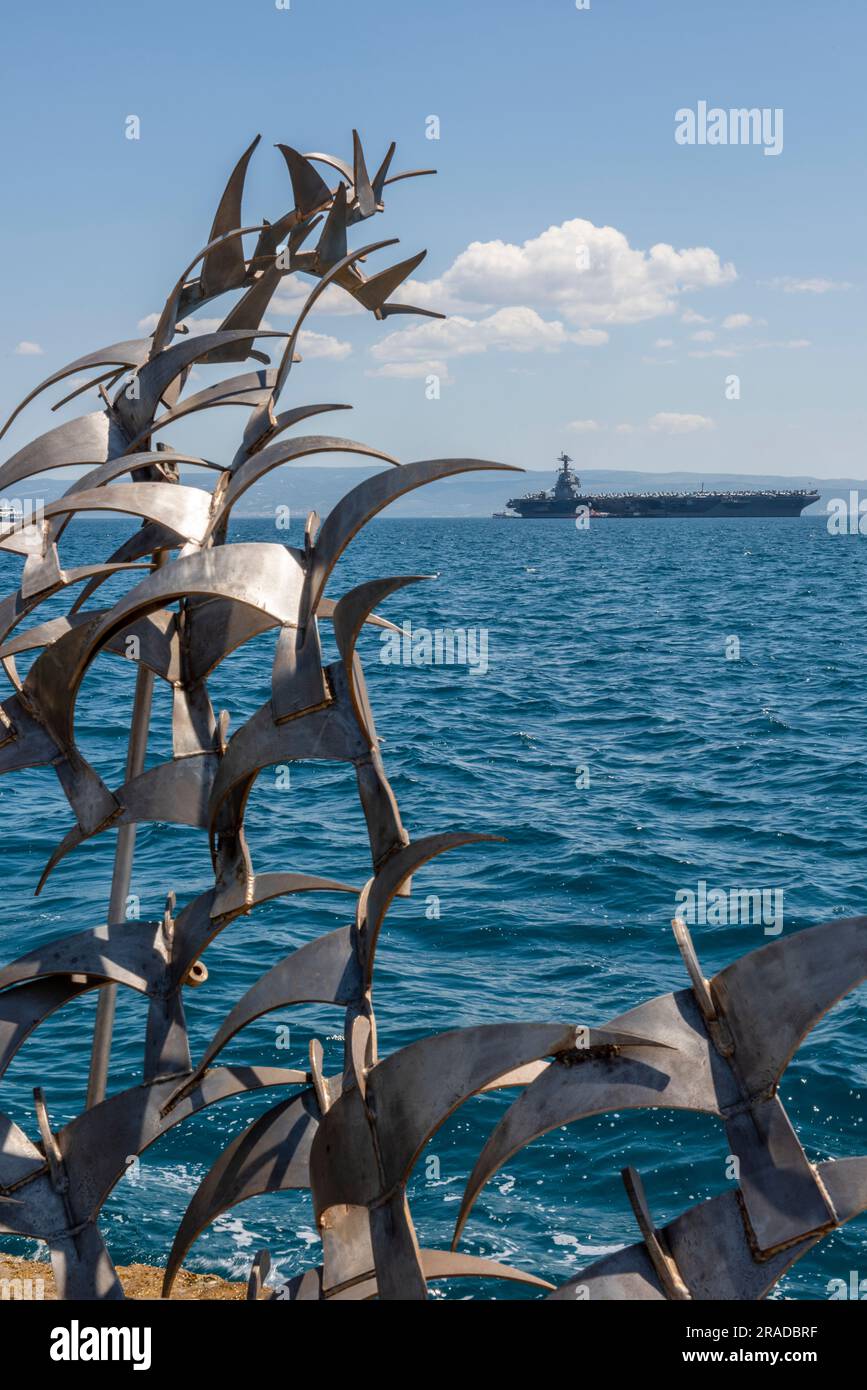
501 454 820 519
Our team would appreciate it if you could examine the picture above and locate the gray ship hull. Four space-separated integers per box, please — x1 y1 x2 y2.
508 491 819 519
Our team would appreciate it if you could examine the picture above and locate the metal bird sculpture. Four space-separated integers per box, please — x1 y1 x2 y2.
452 915 867 1258
546 1160 867 1301
0 127 864 1302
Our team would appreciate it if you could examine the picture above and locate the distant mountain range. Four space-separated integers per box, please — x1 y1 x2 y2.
19 466 862 519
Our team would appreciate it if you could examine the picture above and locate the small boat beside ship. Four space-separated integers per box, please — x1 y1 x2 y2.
499 453 820 519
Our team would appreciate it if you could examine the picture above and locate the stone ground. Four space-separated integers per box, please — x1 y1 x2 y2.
0 1255 245 1300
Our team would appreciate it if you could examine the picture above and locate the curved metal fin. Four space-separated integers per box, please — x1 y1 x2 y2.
35 482 213 546
0 411 111 494
200 135 261 296
124 371 277 450
151 223 267 357
378 302 446 321
311 1022 582 1216
306 458 521 616
57 1066 308 1233
352 249 427 312
0 978 94 1079
450 1012 704 1250
0 341 150 443
162 1090 319 1297
332 573 432 737
710 914 867 1095
0 918 165 996
371 142 396 203
277 144 333 217
172 925 359 1099
36 754 219 893
316 181 348 267
356 832 498 984
352 130 375 218
384 168 437 186
271 236 398 407
217 434 398 532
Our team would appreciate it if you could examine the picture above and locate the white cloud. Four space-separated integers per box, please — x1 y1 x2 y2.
181 317 225 336
370 306 608 366
654 337 674 348
134 216 737 379
295 329 351 360
648 412 715 434
691 330 716 342
765 276 853 294
681 309 711 324
367 359 451 381
722 313 752 329
615 423 639 435
393 219 736 328
271 280 364 318
14 341 43 355
567 419 603 433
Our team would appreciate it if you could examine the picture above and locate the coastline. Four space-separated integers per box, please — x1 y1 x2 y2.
0 1256 244 1301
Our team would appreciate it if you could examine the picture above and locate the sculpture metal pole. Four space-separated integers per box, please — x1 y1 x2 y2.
86 594 160 1106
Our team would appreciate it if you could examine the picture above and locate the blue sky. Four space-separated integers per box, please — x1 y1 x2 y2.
1 0 864 478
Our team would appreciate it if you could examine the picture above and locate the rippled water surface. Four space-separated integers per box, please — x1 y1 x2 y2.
1 513 866 1299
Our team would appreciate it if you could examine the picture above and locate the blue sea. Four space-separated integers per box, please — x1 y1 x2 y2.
1 512 866 1299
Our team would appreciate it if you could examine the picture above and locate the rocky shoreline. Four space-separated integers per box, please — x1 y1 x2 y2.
0 1256 244 1301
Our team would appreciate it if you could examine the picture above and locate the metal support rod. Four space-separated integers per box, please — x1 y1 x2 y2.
86 561 162 1108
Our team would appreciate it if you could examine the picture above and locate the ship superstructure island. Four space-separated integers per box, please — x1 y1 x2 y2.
502 454 820 519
